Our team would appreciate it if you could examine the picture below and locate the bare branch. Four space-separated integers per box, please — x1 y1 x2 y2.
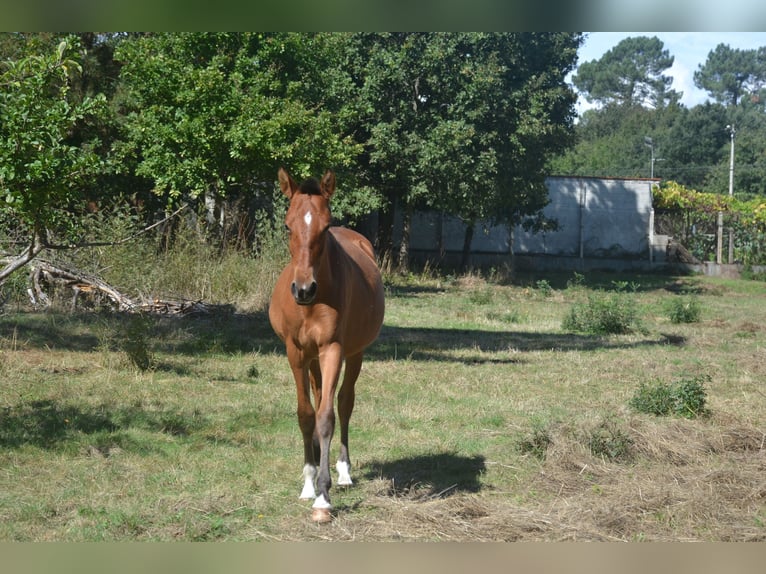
40 203 189 250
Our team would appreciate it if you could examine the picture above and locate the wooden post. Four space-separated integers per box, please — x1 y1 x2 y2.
716 211 723 264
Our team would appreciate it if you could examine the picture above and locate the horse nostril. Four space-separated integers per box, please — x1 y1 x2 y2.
291 280 317 304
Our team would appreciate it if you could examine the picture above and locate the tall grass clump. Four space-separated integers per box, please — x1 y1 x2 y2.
58 207 288 313
152 213 288 311
562 291 644 335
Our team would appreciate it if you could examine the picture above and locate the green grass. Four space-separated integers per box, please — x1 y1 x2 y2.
1 269 765 541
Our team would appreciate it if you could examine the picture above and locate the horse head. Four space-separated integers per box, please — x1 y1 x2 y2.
278 167 335 306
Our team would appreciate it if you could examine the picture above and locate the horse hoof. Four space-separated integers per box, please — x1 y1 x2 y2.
311 507 332 523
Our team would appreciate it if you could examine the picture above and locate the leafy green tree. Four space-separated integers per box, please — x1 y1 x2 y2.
550 103 668 178
573 35 678 108
661 102 730 190
693 43 766 107
114 33 368 242
0 36 106 283
347 32 582 268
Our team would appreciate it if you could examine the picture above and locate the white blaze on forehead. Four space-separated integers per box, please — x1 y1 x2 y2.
304 211 312 226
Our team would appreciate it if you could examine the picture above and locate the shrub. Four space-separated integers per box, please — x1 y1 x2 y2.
562 291 644 335
667 296 702 324
629 375 709 418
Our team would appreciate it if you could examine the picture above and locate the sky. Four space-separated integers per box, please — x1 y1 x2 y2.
573 32 766 115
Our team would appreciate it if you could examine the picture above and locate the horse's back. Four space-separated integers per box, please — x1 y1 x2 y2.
331 227 377 262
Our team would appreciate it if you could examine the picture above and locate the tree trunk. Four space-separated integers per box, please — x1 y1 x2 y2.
461 221 475 271
398 201 412 272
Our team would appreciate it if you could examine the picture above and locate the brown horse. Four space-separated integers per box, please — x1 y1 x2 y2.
268 168 385 523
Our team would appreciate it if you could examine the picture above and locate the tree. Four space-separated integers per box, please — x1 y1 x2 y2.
693 43 766 107
573 35 678 108
347 32 582 268
661 102 730 190
114 33 369 246
0 36 106 283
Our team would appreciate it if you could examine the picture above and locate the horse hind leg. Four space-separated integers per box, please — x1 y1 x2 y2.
336 352 363 487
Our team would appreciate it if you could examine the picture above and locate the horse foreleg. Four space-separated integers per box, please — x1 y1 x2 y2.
289 346 317 500
311 343 343 521
336 352 362 487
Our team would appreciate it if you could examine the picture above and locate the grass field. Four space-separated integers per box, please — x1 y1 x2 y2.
0 269 764 541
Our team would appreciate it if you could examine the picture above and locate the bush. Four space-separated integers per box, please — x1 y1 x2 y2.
667 296 701 324
562 291 644 335
629 375 709 418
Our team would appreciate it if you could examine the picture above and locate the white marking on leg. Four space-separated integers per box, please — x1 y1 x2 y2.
312 494 331 509
336 460 353 486
299 464 317 500
304 211 312 226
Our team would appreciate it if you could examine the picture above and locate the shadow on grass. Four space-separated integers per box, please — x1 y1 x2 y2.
0 309 687 365
368 325 687 363
0 310 281 355
363 452 486 499
0 399 207 450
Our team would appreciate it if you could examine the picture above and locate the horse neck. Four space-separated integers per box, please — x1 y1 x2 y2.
311 228 340 297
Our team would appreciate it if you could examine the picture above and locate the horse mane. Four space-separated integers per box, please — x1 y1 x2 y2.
298 177 323 196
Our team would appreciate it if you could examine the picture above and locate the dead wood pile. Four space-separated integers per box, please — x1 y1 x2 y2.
25 260 219 317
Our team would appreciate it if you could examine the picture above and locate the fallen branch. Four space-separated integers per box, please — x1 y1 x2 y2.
29 260 139 312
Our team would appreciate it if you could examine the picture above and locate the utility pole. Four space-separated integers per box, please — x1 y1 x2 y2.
727 124 735 196
726 124 736 263
644 136 663 178
644 136 654 178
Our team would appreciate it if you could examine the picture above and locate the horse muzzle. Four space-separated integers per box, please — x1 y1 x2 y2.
291 280 318 305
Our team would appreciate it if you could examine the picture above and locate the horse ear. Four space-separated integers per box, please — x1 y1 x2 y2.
320 170 335 199
278 167 297 198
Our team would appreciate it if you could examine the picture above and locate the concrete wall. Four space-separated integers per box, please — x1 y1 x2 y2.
513 176 655 259
405 176 658 265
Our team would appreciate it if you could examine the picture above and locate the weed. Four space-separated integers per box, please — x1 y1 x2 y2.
667 296 702 324
486 309 523 324
468 288 493 305
535 279 553 297
517 418 553 461
121 314 154 371
562 291 644 334
630 381 674 416
629 375 709 418
566 272 585 289
586 417 634 462
611 280 640 293
671 375 710 418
